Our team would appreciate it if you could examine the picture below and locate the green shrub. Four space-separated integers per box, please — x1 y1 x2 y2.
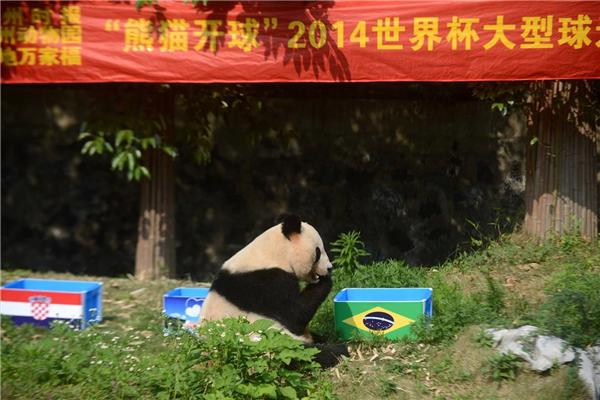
184 318 334 400
473 329 495 348
411 279 482 344
1 318 334 399
481 271 506 315
311 259 428 339
485 352 522 382
314 254 507 344
330 231 370 272
1 319 158 398
318 231 598 348
333 259 427 289
535 263 600 347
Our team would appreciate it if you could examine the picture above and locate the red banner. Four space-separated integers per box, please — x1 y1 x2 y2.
2 1 599 83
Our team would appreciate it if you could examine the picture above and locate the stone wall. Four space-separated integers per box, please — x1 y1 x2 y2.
2 83 527 279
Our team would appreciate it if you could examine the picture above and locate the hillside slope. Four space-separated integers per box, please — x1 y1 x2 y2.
2 233 598 399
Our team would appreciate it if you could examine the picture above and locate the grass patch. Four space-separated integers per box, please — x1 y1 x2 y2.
533 261 600 347
330 326 589 400
485 352 522 382
313 231 600 347
1 317 332 399
2 232 597 399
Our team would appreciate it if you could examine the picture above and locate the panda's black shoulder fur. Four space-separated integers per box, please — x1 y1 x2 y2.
211 268 332 336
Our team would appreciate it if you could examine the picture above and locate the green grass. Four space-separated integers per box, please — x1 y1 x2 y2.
1 317 333 399
2 232 598 399
312 231 599 347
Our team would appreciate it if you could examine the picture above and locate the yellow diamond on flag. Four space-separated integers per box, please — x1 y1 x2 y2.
342 306 415 335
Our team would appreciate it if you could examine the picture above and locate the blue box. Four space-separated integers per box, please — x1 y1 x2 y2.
334 288 432 340
163 287 209 331
0 278 103 329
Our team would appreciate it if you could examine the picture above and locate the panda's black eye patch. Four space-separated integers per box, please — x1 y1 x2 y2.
315 247 321 263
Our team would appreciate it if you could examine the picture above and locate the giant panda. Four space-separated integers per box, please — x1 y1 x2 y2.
200 214 333 344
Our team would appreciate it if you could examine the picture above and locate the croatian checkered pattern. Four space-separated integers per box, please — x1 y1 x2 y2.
31 301 50 320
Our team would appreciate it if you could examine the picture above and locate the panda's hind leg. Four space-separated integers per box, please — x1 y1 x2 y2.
304 343 349 369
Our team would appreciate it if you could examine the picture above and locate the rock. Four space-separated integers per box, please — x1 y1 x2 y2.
529 336 575 371
488 325 537 348
580 346 600 400
487 326 600 399
578 349 597 400
488 326 574 372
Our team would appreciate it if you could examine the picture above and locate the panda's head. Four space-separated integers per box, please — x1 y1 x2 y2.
279 214 333 283
223 214 333 283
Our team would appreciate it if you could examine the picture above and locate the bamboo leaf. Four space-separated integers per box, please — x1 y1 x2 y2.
162 145 177 158
81 141 94 154
127 152 135 172
141 138 154 150
94 138 105 154
139 166 151 179
111 153 125 170
116 130 127 147
111 155 119 170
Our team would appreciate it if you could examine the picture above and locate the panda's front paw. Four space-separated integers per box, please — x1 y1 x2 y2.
316 272 332 287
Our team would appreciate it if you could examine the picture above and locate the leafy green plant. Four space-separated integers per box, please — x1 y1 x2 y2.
534 262 600 347
474 329 495 348
330 231 370 272
1 317 334 399
466 218 484 248
79 130 177 181
1 319 159 398
481 271 505 315
557 228 586 253
183 318 334 399
410 276 489 345
485 352 522 382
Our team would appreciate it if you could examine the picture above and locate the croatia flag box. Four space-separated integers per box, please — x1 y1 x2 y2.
0 279 103 329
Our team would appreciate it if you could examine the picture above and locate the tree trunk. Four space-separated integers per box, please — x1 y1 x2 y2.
524 81 597 240
134 91 176 279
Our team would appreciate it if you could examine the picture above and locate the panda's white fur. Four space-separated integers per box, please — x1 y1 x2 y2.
200 218 333 343
223 222 331 280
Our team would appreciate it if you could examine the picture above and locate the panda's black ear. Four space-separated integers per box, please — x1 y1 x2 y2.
278 213 302 240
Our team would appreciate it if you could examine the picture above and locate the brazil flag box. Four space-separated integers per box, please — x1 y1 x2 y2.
334 288 432 340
